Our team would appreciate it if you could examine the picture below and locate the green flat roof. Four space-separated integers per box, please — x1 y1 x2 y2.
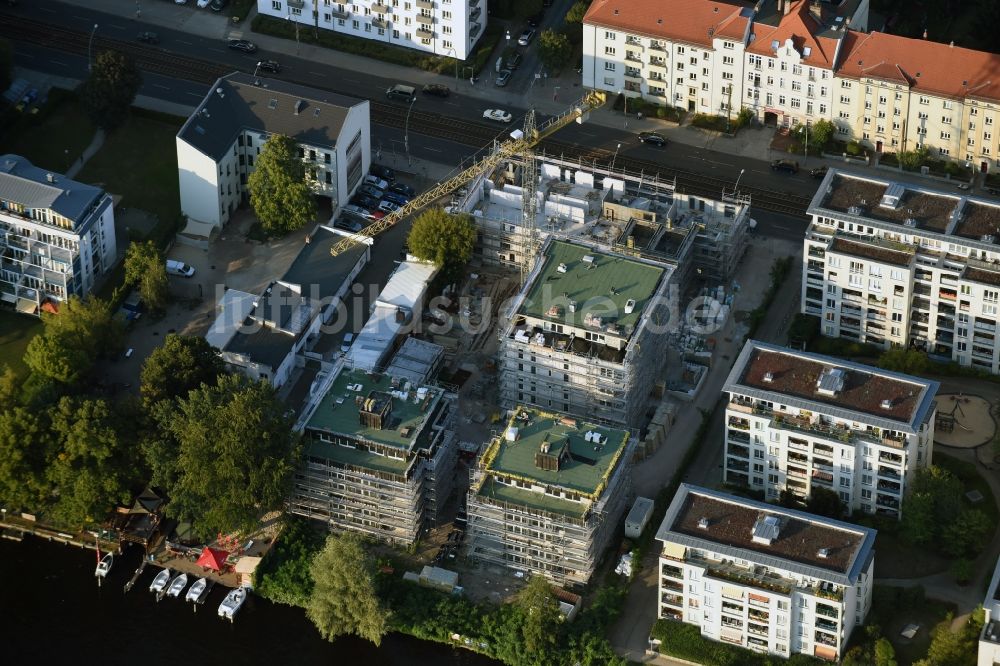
305 439 410 475
484 408 630 497
477 478 588 519
520 240 665 333
306 369 442 450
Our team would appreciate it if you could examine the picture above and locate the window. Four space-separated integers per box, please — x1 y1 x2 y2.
271 0 282 8
941 131 951 140
988 117 995 125
604 62 616 71
723 55 734 65
604 46 615 55
919 96 929 105
605 31 616 40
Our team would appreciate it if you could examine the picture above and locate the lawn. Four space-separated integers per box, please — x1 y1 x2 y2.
935 451 1000 528
1 89 97 174
872 529 950 578
884 596 956 665
0 311 43 380
76 109 185 248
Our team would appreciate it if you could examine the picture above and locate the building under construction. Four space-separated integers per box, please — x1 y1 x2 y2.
466 406 635 587
290 367 457 546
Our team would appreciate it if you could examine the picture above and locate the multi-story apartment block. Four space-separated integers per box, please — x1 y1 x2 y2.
257 0 486 59
979 556 1000 666
656 484 876 661
291 365 457 545
498 237 675 428
723 340 938 518
466 406 635 586
0 154 117 314
802 168 1000 370
176 72 370 230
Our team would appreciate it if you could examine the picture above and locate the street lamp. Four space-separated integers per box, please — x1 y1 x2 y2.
620 89 628 129
799 124 809 166
611 143 621 172
404 97 416 167
734 168 746 193
88 24 98 73
446 47 459 90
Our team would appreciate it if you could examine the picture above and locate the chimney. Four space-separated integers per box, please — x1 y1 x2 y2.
949 40 954 48
46 173 56 184
922 28 927 39
294 99 305 115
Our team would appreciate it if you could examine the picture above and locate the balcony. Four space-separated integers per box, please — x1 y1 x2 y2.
372 1 390 11
811 470 834 486
625 52 643 63
814 631 838 647
787 465 808 478
728 443 750 459
787 451 809 464
841 317 861 330
728 430 750 444
728 416 750 431
416 0 434 7
771 413 853 443
371 16 388 27
728 400 754 414
728 458 750 473
877 479 901 493
747 622 769 637
788 437 810 451
879 451 903 464
417 25 435 37
876 494 900 509
703 562 792 595
648 58 667 69
624 69 643 81
812 456 833 470
662 563 683 579
662 579 683 593
469 6 481 19
467 23 479 36
748 608 770 622
878 465 901 479
815 603 839 620
939 288 957 301
841 304 862 317
816 617 839 633
415 13 434 24
661 593 683 607
330 7 350 18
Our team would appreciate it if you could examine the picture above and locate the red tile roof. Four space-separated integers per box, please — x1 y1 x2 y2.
583 0 749 47
746 0 840 69
838 31 1000 102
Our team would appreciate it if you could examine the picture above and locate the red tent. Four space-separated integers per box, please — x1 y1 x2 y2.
196 547 229 571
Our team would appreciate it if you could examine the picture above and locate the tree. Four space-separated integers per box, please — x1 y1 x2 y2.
943 509 993 558
565 1 590 23
79 50 142 131
140 334 226 406
805 487 843 518
406 208 476 281
156 374 298 538
123 240 169 312
47 397 137 527
810 119 835 149
877 347 930 375
902 466 964 546
515 575 562 661
23 296 123 385
900 491 936 545
538 29 573 73
256 517 325 608
0 407 54 510
917 611 982 666
874 637 897 666
0 364 18 406
307 532 390 645
247 134 316 235
899 145 930 171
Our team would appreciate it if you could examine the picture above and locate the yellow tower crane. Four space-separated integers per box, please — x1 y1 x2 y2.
329 90 607 257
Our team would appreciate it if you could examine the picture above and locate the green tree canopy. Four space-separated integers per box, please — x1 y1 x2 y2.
515 575 562 660
943 509 993 558
902 465 964 546
874 637 897 666
308 532 390 645
256 517 325 608
79 50 142 131
124 240 169 312
538 29 573 73
877 347 930 375
247 134 317 235
810 119 835 148
140 334 226 406
805 486 843 519
0 406 54 510
565 1 590 23
155 374 298 538
406 208 475 281
23 296 123 385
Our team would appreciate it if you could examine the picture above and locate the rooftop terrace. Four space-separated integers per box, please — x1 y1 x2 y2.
481 407 631 497
520 240 665 334
829 236 914 267
955 202 1000 241
306 368 443 449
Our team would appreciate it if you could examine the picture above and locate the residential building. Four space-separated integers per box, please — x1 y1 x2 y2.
723 340 938 518
208 225 370 387
176 72 370 231
0 154 117 314
656 484 876 661
498 237 675 428
803 168 1000 371
291 364 457 545
466 406 635 586
979 556 1000 666
256 0 486 59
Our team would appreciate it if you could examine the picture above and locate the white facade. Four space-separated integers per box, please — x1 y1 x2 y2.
257 0 485 59
656 485 876 662
0 154 118 314
723 340 938 519
803 169 1000 372
979 556 1000 666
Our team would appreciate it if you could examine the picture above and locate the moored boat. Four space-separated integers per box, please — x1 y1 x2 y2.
149 568 171 593
95 553 113 579
185 577 208 603
166 572 188 598
217 587 246 621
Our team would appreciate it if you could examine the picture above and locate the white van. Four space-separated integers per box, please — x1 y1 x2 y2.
166 259 195 277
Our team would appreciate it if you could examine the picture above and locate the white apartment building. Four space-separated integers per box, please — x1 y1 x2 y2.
656 484 876 661
257 0 485 59
176 72 370 231
723 340 938 519
803 168 1000 371
979 556 1000 666
0 154 118 315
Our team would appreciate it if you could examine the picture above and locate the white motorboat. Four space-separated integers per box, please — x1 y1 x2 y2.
149 568 171 593
217 587 247 621
166 572 189 598
95 553 113 579
186 577 208 603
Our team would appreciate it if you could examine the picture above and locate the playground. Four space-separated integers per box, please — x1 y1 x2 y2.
934 393 996 449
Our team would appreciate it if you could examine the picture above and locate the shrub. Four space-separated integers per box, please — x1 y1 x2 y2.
690 113 730 132
846 140 865 156
732 107 755 130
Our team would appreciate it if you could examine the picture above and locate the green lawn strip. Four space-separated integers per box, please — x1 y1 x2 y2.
871 529 950 578
934 451 1000 527
1 89 97 174
870 586 956 666
0 312 42 380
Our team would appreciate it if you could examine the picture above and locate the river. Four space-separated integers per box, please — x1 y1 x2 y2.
0 537 499 666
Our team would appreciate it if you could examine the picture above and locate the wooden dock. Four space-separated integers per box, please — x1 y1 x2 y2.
123 560 147 594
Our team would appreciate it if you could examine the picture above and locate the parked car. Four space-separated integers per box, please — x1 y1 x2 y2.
333 216 363 233
256 60 281 73
957 182 971 191
359 183 384 199
770 159 799 174
517 29 535 46
370 164 395 182
389 182 415 198
483 108 513 123
382 191 411 206
165 259 195 277
343 204 376 220
227 39 257 53
378 200 401 214
422 83 450 98
495 69 513 87
364 174 389 190
209 0 229 10
137 31 159 44
386 84 417 103
987 187 1000 197
340 333 354 354
504 51 523 70
196 0 210 7
350 194 380 210
809 165 828 179
637 131 667 147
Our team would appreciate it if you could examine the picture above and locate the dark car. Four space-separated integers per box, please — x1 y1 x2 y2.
638 131 667 147
350 194 380 210
504 51 523 70
389 182 415 198
771 159 799 174
333 216 363 233
210 0 229 10
256 60 281 73
228 39 257 54
527 10 544 27
809 165 828 179
382 191 411 206
359 184 384 199
495 69 513 87
422 83 450 98
370 164 395 182
137 31 160 44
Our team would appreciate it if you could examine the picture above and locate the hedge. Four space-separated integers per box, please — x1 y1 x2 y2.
652 620 824 665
